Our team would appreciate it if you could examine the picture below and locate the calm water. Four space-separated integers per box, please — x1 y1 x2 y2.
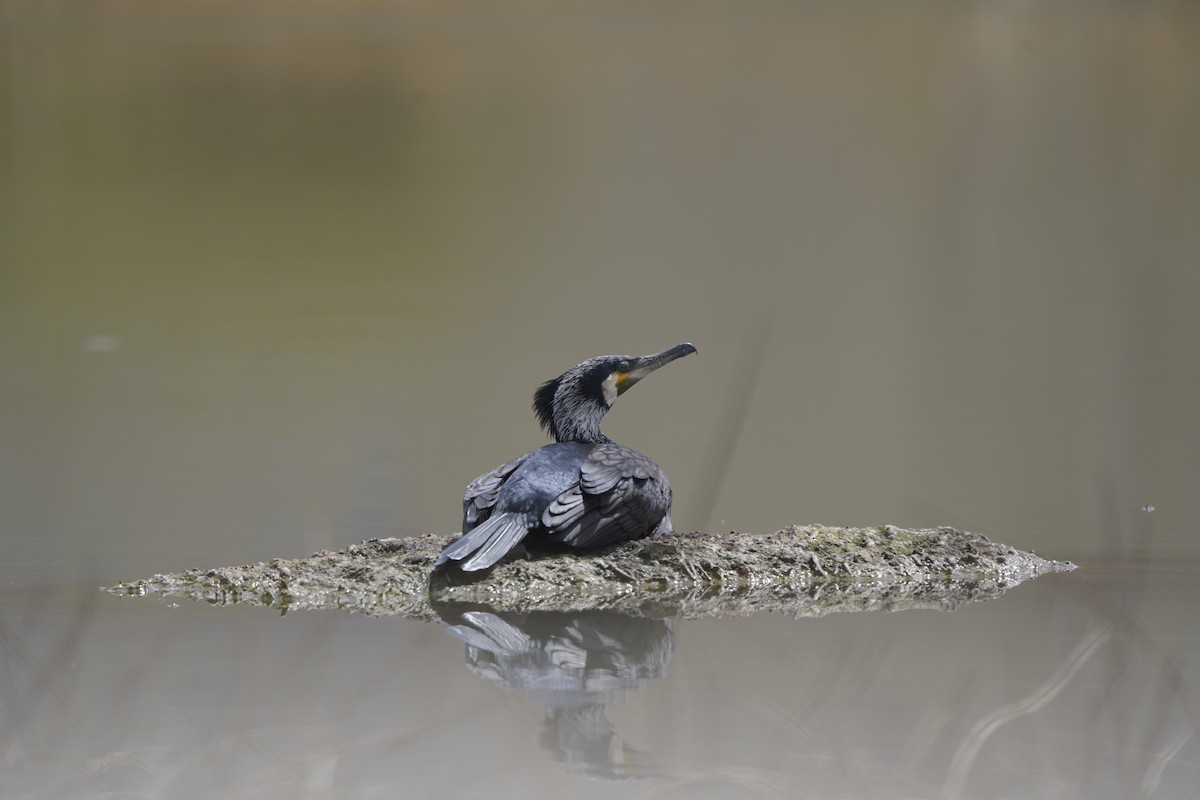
3 2 1199 798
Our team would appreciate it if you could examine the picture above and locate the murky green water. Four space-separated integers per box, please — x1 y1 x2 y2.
3 2 1198 797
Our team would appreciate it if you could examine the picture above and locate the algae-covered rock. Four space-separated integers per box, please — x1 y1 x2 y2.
106 525 1074 620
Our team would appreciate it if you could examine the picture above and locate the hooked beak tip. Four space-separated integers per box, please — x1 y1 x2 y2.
617 342 697 393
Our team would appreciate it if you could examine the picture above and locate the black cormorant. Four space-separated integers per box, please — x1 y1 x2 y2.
434 343 697 572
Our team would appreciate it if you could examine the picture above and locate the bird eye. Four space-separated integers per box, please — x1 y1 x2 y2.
617 360 630 373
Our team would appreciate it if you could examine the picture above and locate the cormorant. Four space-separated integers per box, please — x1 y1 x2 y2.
434 343 697 572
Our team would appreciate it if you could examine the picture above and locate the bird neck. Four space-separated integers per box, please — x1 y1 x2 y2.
556 429 610 444
551 402 611 444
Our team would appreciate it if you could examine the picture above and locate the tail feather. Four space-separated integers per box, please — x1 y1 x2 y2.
435 514 529 572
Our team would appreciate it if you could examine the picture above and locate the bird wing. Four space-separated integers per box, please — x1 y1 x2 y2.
541 443 672 549
463 454 529 532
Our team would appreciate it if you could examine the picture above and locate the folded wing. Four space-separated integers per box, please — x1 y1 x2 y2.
542 443 672 550
463 454 528 532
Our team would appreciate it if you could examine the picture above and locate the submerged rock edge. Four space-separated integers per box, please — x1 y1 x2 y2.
105 525 1075 621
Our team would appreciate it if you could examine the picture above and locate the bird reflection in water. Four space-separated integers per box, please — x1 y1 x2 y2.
437 608 673 780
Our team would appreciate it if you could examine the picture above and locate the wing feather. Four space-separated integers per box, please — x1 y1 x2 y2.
544 443 672 550
463 454 528 532
542 485 587 532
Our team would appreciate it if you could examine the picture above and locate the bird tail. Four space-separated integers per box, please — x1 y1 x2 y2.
434 513 529 572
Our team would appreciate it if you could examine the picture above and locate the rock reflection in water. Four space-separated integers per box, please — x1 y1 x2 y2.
438 608 672 780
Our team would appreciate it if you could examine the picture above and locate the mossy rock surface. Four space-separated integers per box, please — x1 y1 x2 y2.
107 525 1074 621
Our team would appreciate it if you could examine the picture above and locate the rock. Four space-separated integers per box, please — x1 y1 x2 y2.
104 525 1075 621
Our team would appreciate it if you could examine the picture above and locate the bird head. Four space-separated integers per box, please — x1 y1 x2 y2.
533 343 697 443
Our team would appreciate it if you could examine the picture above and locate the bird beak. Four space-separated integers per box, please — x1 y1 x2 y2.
616 342 697 395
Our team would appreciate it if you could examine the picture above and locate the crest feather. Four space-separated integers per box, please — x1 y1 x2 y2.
532 377 560 438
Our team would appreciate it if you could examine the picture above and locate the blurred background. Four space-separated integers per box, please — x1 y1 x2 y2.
2 1 1198 798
